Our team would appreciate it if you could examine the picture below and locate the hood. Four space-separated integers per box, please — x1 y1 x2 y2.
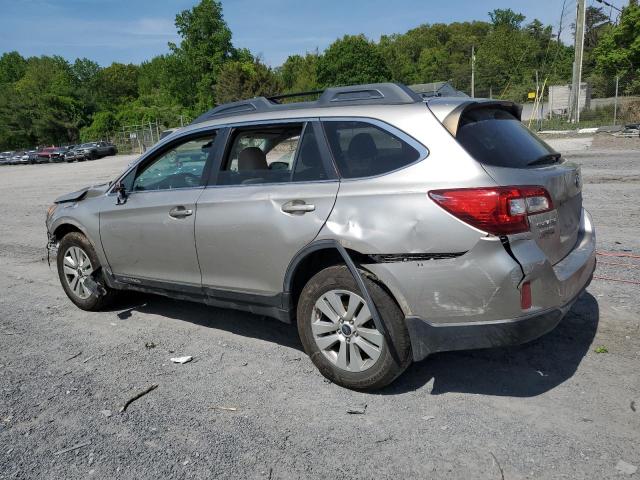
54 183 110 204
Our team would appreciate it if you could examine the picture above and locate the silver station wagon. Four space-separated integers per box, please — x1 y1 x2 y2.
46 83 596 390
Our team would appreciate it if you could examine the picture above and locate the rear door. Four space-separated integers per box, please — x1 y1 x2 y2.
195 120 339 296
454 106 582 264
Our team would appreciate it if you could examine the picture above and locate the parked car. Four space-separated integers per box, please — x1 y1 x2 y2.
37 147 67 163
64 150 86 163
26 150 39 164
0 151 15 165
73 143 99 160
73 141 117 159
9 151 29 165
96 141 117 157
45 83 596 390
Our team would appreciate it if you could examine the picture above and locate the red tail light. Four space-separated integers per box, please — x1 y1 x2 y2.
428 186 553 235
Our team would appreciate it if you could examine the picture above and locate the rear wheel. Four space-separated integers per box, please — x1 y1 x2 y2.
57 232 117 311
297 265 412 390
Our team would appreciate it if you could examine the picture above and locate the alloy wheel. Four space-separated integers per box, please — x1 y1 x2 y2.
311 289 384 372
62 246 94 300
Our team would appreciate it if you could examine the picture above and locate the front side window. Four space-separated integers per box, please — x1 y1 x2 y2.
132 134 215 191
322 120 421 179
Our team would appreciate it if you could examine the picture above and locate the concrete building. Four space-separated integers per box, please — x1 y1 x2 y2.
548 83 591 116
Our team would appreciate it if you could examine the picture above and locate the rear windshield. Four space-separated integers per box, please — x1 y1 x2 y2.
456 107 557 168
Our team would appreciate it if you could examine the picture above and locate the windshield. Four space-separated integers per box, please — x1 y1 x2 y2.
456 107 558 168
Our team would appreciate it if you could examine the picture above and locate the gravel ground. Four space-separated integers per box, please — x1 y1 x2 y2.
1 138 639 479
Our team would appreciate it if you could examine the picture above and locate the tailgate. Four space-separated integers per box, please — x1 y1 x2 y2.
482 163 582 264
440 101 583 265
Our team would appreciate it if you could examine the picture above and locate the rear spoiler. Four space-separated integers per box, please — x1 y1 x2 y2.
434 100 522 137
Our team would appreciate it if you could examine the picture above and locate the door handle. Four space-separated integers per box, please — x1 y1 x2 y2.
281 200 316 214
169 206 193 218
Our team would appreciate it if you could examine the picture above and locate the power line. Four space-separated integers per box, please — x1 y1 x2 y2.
594 0 622 13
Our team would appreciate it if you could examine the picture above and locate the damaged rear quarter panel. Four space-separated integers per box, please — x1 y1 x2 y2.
315 103 525 321
365 237 524 322
317 103 495 255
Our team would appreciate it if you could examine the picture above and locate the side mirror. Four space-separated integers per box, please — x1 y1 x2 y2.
115 182 128 205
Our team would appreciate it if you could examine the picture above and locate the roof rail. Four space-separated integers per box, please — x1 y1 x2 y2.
191 83 422 124
268 90 324 103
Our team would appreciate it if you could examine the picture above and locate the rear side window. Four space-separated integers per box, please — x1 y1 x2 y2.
216 122 329 186
217 124 303 186
322 121 421 179
456 108 557 168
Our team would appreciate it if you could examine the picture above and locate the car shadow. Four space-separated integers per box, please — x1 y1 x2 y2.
114 293 303 351
379 292 600 396
112 291 598 398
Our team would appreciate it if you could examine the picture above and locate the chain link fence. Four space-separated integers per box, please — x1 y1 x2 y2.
105 115 192 155
469 75 639 132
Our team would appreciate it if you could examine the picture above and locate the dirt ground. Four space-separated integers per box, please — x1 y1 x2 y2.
1 135 639 479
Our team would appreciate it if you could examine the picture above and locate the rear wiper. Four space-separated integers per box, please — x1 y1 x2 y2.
527 152 561 166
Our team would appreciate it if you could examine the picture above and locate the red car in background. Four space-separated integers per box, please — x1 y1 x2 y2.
37 147 68 163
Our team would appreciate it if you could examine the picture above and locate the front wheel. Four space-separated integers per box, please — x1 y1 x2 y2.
57 232 117 311
297 265 412 390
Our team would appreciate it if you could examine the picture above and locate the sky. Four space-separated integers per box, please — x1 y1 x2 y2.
0 0 628 67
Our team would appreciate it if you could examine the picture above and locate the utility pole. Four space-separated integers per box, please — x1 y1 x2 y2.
613 75 619 125
569 0 586 123
471 45 476 98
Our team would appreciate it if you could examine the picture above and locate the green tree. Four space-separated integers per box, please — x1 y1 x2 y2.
94 63 139 109
80 110 118 141
489 9 526 30
593 1 640 93
215 57 282 104
317 35 391 87
585 6 611 51
71 58 101 118
169 0 235 110
2 56 84 146
0 51 27 84
277 52 320 93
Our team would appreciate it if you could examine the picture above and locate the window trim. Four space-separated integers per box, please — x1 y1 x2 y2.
319 117 429 181
107 127 221 196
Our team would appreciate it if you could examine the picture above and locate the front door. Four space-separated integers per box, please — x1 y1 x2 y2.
100 132 217 288
195 121 339 296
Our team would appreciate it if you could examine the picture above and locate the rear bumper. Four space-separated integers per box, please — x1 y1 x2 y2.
406 278 591 361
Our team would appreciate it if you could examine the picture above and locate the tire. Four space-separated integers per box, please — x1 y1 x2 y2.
57 232 117 311
297 265 412 390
